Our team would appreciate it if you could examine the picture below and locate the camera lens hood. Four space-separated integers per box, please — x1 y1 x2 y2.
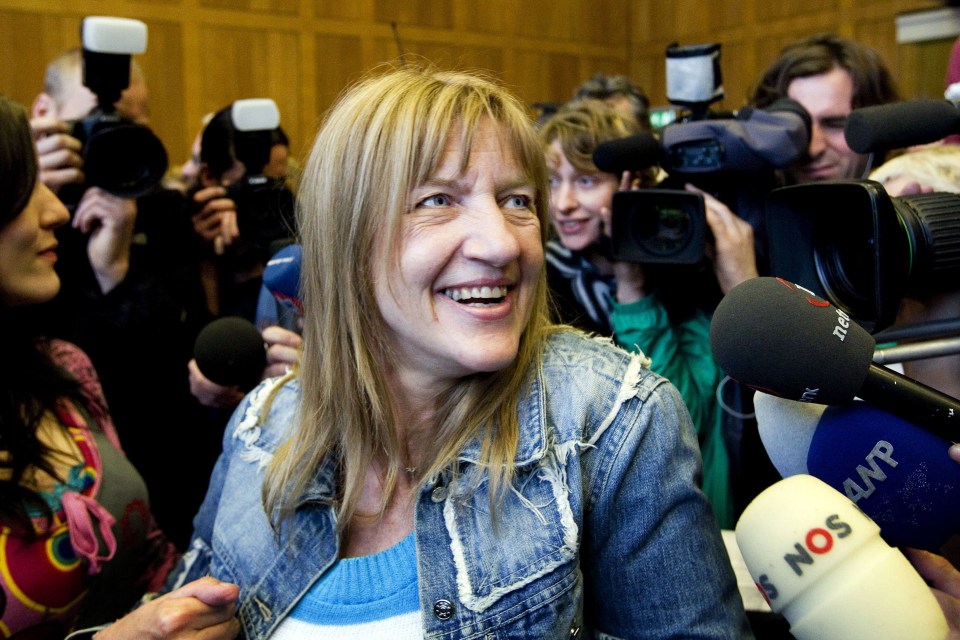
83 121 169 198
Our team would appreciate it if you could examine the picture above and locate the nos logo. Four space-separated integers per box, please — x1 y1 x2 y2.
756 514 853 603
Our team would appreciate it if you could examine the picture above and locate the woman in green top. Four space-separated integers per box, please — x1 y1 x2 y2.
540 100 758 528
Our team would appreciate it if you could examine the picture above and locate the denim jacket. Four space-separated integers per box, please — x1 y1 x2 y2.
166 330 753 639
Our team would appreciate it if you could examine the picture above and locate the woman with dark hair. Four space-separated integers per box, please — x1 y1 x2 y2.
0 94 239 639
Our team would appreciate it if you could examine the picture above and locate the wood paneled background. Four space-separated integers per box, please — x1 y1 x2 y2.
0 0 950 168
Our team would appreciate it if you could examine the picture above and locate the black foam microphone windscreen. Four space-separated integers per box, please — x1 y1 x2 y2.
592 134 662 174
710 277 875 404
845 100 960 153
711 277 960 441
194 316 266 390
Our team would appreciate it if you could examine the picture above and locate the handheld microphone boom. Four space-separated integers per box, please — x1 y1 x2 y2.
754 392 960 551
735 474 948 640
710 277 960 441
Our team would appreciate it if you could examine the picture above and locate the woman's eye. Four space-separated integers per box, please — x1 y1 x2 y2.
504 194 532 209
419 193 452 207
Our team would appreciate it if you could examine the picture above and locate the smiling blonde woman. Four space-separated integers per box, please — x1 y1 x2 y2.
161 65 752 640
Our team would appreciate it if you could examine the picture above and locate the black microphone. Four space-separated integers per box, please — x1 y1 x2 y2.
845 99 960 153
194 316 266 391
709 277 960 441
592 133 662 174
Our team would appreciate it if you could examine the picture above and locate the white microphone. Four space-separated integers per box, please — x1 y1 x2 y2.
735 474 947 640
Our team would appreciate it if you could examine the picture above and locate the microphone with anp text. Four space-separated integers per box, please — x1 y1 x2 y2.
260 242 303 331
709 276 960 442
735 474 948 640
754 392 960 551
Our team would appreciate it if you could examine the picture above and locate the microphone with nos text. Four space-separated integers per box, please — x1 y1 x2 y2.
845 99 960 153
754 392 960 551
709 277 960 442
193 316 266 391
735 474 947 640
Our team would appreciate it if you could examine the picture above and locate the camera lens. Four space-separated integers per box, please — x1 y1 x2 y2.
82 119 168 198
634 204 693 257
812 209 875 320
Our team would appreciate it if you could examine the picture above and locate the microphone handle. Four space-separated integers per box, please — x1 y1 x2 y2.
860 364 960 441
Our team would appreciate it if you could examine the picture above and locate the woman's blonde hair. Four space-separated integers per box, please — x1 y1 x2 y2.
870 144 960 194
263 64 556 530
539 99 652 183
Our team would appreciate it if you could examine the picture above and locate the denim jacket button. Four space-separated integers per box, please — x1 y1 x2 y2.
431 486 448 502
433 598 454 620
570 624 581 637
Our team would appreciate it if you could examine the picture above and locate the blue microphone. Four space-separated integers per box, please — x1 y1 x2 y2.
755 392 960 551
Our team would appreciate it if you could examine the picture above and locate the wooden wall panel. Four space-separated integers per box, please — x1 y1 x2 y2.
372 0 454 31
510 50 582 109
312 34 365 114
137 19 184 172
200 0 299 15
0 0 951 169
196 25 301 154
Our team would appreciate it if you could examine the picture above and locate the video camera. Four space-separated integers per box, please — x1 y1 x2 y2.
766 99 960 333
767 181 960 333
595 43 811 266
67 17 168 199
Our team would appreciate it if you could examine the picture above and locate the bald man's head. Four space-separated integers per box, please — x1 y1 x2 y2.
36 47 150 123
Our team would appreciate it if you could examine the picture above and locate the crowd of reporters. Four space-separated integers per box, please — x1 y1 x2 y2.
4 19 960 639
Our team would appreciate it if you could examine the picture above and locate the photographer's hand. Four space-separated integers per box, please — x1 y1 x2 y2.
686 184 758 294
30 116 84 193
187 359 246 410
904 548 960 639
74 187 137 294
262 325 302 378
191 186 240 255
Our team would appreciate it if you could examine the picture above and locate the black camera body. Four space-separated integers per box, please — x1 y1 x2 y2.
225 174 296 258
68 17 168 200
69 106 168 198
610 190 707 264
192 98 295 259
766 180 960 332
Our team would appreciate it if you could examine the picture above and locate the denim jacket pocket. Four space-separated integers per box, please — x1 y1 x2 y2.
445 451 581 616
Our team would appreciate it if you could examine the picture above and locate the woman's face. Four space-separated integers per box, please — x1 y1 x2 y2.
374 119 543 389
546 140 619 252
0 181 70 306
